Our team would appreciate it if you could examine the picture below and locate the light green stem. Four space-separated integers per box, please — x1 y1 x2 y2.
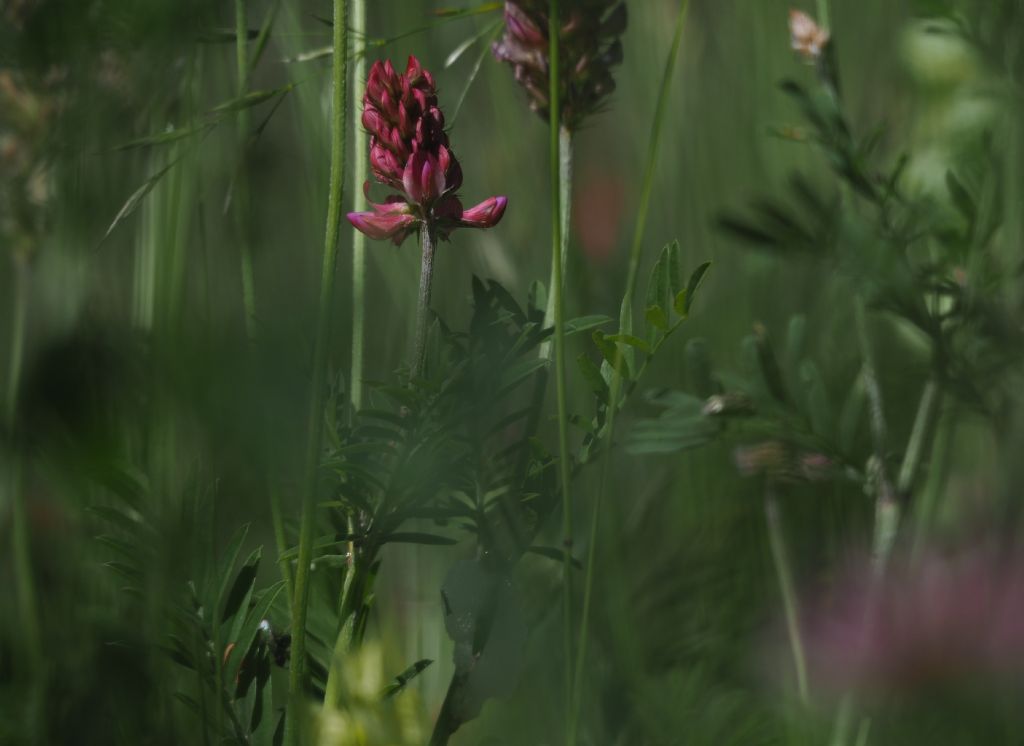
853 297 898 572
540 127 573 360
765 487 809 706
570 2 690 741
348 0 368 411
287 1 347 741
815 0 830 29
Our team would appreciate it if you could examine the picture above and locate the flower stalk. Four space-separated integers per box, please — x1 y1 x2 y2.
412 222 437 378
543 0 577 739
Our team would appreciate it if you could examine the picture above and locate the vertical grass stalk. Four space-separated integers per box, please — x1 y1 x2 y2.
287 1 348 740
348 0 368 410
853 297 898 572
570 3 689 741
815 0 830 29
235 0 258 340
765 486 810 705
7 257 42 679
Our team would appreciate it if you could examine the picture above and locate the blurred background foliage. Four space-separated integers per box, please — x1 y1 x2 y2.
2 0 1024 743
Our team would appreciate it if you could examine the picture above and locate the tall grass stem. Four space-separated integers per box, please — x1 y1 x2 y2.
235 0 257 340
287 0 348 740
570 2 690 740
348 0 368 410
765 486 810 705
815 0 830 29
7 258 42 681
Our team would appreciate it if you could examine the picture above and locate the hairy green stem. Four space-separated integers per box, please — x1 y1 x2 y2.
765 486 809 706
349 0 368 411
287 1 347 740
570 2 690 741
540 127 573 360
235 0 257 340
411 223 437 379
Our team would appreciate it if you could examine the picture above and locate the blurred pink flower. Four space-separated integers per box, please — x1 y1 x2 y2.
804 547 1024 698
348 56 507 244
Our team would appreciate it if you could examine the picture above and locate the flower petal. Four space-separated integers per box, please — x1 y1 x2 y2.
347 210 417 242
457 195 508 229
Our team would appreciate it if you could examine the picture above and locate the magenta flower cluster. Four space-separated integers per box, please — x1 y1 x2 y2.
347 56 507 245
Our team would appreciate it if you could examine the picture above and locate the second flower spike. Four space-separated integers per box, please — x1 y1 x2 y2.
493 0 627 130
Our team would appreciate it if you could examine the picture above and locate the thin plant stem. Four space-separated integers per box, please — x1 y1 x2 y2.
322 548 371 707
570 3 689 740
539 126 573 360
235 0 257 340
853 297 899 572
543 3 575 740
6 255 41 740
765 485 810 706
911 399 956 558
411 223 437 379
6 258 27 424
896 379 940 496
815 0 830 30
841 301 942 746
7 257 42 684
287 1 348 741
270 486 294 599
348 0 368 411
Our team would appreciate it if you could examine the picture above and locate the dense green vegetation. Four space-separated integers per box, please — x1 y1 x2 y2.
3 1 1024 743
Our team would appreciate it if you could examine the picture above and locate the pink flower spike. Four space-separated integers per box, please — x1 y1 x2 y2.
458 196 508 229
